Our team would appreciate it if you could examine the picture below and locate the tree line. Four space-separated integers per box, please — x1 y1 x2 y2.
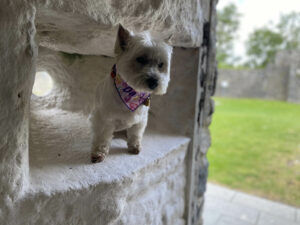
217 3 300 69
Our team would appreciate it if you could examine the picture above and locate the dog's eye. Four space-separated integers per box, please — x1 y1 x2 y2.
136 56 148 65
158 62 164 68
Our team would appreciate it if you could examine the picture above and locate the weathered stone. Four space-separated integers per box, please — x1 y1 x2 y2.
7 108 188 225
149 48 201 136
0 0 37 207
0 0 218 224
35 0 203 56
34 47 114 114
187 0 218 224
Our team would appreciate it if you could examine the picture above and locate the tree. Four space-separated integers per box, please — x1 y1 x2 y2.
245 28 284 68
277 12 300 50
217 3 241 67
246 12 300 68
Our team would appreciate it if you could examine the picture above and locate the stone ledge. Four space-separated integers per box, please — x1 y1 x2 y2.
5 108 191 224
29 108 190 193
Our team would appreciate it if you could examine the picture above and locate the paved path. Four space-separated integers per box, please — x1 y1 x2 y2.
203 183 300 225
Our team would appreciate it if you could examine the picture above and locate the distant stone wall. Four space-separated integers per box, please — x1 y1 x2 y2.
215 67 289 101
215 50 300 103
276 51 300 103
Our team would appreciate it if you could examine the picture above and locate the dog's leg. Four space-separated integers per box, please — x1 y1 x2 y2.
91 124 114 163
90 112 114 163
127 119 147 154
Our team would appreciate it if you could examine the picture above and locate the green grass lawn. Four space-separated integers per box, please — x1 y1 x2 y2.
208 97 300 207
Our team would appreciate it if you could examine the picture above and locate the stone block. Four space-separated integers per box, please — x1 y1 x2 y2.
1 108 190 224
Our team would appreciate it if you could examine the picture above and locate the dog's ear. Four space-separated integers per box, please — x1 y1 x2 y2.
117 24 130 51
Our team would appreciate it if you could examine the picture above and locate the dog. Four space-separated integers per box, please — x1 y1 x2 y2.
90 25 173 163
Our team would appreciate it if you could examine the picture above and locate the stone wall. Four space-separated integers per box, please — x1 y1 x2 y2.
0 0 218 224
276 51 300 103
215 50 300 103
216 68 289 101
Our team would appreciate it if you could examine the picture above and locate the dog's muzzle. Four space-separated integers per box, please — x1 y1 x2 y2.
146 76 158 90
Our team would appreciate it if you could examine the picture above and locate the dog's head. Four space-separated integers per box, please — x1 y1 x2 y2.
115 25 173 95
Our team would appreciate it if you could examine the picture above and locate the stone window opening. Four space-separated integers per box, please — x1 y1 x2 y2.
0 1 217 224
26 43 198 224
32 71 53 97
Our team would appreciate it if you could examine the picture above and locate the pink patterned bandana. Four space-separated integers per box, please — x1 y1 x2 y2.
111 65 150 112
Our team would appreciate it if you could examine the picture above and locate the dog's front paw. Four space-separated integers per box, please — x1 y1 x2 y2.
128 145 141 155
91 152 106 163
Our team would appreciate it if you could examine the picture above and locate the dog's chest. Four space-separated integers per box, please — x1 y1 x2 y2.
95 75 149 131
113 106 148 131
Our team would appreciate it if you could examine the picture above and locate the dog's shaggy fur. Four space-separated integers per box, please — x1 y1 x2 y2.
90 25 173 163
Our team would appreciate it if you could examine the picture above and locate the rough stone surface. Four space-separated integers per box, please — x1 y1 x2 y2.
186 0 218 224
4 108 188 225
0 0 218 224
35 47 113 114
149 48 202 136
0 46 204 224
215 50 300 103
0 0 37 211
35 0 203 56
28 108 189 193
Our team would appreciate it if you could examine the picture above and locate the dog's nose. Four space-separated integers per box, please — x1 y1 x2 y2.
146 77 158 90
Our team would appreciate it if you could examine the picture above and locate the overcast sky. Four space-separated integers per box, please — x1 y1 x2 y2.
217 0 300 62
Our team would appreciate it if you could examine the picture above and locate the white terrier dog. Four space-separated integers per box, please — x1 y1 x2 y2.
90 25 173 163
